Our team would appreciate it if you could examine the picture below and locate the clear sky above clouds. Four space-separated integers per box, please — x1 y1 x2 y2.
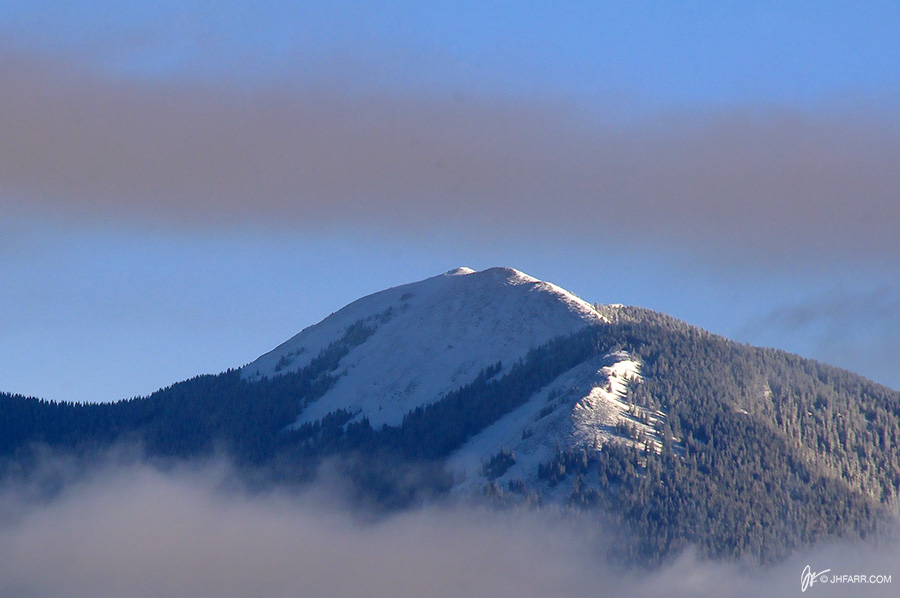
2 2 899 401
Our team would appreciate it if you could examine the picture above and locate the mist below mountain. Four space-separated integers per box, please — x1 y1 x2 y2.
1 454 897 598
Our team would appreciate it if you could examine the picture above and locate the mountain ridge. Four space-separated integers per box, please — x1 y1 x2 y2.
1 266 899 564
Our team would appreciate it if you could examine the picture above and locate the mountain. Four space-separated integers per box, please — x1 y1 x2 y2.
2 266 900 564
242 267 603 429
239 267 659 498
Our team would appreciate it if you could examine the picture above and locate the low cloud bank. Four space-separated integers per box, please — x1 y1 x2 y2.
0 457 898 598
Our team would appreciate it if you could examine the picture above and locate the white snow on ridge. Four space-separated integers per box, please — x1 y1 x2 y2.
448 350 660 495
242 267 605 428
570 354 644 447
447 355 613 492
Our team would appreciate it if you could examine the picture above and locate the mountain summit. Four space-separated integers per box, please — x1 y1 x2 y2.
243 267 602 428
3 266 900 564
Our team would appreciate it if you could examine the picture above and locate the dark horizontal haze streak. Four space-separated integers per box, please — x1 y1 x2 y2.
1 49 898 263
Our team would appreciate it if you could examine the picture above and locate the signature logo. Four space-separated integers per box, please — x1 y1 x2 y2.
801 565 831 592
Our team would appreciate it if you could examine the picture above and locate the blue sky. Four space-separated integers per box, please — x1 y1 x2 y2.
2 2 899 401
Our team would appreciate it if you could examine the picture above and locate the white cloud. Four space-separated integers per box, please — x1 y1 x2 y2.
0 457 897 598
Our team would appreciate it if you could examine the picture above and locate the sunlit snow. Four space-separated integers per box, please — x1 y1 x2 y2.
243 267 604 428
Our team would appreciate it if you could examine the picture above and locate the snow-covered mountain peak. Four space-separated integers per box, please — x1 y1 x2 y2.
242 267 606 428
445 266 476 276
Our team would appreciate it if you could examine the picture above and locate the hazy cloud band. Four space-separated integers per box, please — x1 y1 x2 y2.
2 458 897 598
2 49 898 261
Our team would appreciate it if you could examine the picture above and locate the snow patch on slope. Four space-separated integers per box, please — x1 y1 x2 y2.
571 354 649 448
448 350 665 494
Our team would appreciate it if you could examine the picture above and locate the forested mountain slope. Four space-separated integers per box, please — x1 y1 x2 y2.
2 268 899 564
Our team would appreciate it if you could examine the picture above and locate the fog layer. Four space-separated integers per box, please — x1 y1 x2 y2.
0 459 897 598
